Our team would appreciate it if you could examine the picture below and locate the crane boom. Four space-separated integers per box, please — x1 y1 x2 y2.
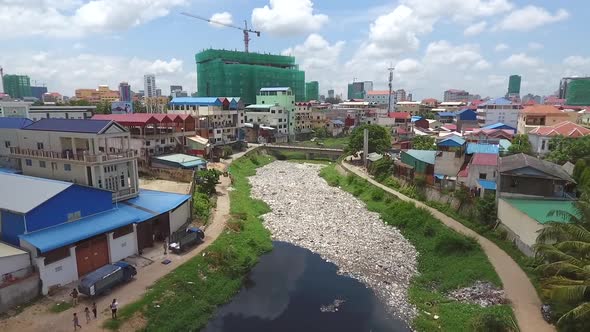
180 12 261 52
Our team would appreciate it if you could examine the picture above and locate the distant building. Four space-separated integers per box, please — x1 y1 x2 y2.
2 75 32 99
407 93 413 102
528 121 590 155
305 81 319 101
444 89 469 102
522 93 542 104
507 75 521 99
559 77 590 106
328 89 334 99
0 101 30 118
144 74 157 98
42 92 63 104
156 88 162 97
29 105 95 121
31 86 48 100
118 82 131 102
517 104 579 134
196 49 305 104
170 85 183 94
363 81 373 93
396 89 407 102
365 90 395 105
75 85 119 104
477 97 521 128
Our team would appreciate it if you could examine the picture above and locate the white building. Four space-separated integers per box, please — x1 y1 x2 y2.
477 97 521 128
144 74 157 98
29 105 95 121
0 101 31 118
365 90 395 105
245 104 289 141
0 117 33 168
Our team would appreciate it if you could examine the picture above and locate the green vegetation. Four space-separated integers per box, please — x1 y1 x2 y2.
195 169 222 196
48 301 73 313
411 136 436 150
534 191 590 330
547 135 590 164
104 153 273 331
292 135 349 149
508 134 532 154
192 192 213 222
347 124 392 154
319 164 514 331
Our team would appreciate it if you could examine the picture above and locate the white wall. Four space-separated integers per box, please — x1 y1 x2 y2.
0 252 30 276
32 246 78 295
434 151 463 177
483 108 520 128
107 231 137 263
528 134 550 155
498 199 544 256
466 164 497 188
169 200 190 234
18 157 88 184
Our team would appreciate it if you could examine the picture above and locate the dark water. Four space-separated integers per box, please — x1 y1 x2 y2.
203 241 410 332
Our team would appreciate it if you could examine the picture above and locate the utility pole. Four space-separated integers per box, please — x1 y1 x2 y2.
363 128 369 169
387 65 395 115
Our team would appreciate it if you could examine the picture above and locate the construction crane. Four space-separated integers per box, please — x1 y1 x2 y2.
181 12 260 53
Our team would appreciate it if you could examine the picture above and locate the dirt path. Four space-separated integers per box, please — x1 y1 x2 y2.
0 176 231 332
341 162 554 332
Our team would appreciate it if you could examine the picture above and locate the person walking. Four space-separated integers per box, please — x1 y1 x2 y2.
84 307 91 323
91 302 97 319
70 288 79 306
110 299 118 319
73 313 82 330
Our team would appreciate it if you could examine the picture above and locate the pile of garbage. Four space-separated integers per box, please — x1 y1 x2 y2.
447 281 506 307
249 161 419 322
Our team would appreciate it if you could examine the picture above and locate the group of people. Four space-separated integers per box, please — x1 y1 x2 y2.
70 288 118 330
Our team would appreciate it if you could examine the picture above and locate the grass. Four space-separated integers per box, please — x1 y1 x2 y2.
103 152 274 331
320 165 516 331
291 136 349 149
49 300 73 313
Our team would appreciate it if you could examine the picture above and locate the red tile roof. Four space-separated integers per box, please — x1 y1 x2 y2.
522 104 567 115
388 112 411 119
471 153 498 166
442 124 457 131
529 121 590 137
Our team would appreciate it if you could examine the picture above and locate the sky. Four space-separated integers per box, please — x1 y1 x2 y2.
1 0 589 100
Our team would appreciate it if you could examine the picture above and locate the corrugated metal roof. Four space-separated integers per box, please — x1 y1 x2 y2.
123 189 190 215
0 117 33 129
477 180 497 190
23 118 117 134
404 149 436 164
503 198 577 224
437 112 456 117
472 153 498 166
499 153 574 182
246 104 272 109
169 97 221 106
331 119 345 125
499 139 512 151
480 98 512 106
153 154 206 168
481 122 516 131
438 136 466 147
467 143 499 154
0 173 72 214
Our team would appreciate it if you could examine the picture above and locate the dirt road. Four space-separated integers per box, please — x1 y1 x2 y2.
341 162 555 332
0 176 232 332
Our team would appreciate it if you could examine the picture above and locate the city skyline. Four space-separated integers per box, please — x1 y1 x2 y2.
1 0 588 100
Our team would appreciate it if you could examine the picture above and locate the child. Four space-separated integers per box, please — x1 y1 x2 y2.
70 288 79 306
92 302 97 319
84 307 91 323
73 313 82 330
110 299 118 319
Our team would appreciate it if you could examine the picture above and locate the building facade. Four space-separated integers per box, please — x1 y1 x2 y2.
517 104 578 134
0 101 31 118
256 87 296 139
144 74 157 98
31 86 48 101
444 89 469 102
29 105 95 121
2 75 32 99
366 90 395 105
477 97 521 128
559 77 590 106
305 81 319 101
507 75 521 99
118 82 131 102
75 85 119 104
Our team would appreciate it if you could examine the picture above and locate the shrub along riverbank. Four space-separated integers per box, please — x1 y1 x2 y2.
104 153 274 331
320 164 516 331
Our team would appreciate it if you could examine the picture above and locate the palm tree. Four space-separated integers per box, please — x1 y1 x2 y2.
534 191 590 329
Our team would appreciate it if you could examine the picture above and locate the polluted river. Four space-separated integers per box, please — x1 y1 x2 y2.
205 161 419 331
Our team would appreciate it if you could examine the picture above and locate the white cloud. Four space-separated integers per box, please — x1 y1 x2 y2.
396 59 422 74
528 42 544 50
463 21 487 36
424 40 490 70
251 0 328 36
72 42 85 50
494 6 569 31
209 12 233 28
563 56 590 68
495 43 508 52
0 0 187 39
402 0 513 20
501 53 541 67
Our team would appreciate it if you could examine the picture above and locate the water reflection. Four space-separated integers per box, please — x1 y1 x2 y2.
204 241 410 332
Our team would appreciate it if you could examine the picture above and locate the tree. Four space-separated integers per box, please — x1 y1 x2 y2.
476 194 497 228
369 157 393 181
196 169 221 196
573 160 588 182
534 191 590 329
411 135 435 150
94 101 112 114
133 100 147 113
508 134 532 154
547 136 590 165
347 124 392 154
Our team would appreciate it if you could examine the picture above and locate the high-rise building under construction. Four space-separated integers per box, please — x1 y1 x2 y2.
195 49 305 104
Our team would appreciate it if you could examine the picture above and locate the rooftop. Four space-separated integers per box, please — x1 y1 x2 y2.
438 136 466 147
472 153 498 166
481 122 517 132
246 104 272 109
404 149 437 164
260 87 291 92
169 97 222 106
467 143 499 154
522 104 568 115
366 90 391 95
0 117 33 129
437 112 456 117
529 121 590 137
503 198 578 224
500 153 574 182
23 118 124 134
479 97 513 106
153 153 207 168
0 242 28 258
388 112 411 119
478 179 497 190
0 173 72 214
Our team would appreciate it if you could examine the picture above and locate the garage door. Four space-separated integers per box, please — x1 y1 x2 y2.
76 235 110 277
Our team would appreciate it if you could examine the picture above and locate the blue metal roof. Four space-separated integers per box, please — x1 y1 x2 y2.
411 116 422 123
481 122 517 131
0 117 33 129
499 139 512 151
169 97 221 106
330 119 345 125
123 189 191 216
480 98 512 106
405 149 437 164
23 118 116 134
467 143 499 154
478 179 497 190
438 136 466 147
0 167 19 174
437 112 456 117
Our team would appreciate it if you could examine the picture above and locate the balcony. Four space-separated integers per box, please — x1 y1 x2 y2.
10 147 136 164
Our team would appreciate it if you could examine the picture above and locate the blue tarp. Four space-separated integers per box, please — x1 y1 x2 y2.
467 143 499 154
435 174 445 180
478 180 497 190
437 112 456 117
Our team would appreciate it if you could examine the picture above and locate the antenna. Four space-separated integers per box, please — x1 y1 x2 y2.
388 64 395 115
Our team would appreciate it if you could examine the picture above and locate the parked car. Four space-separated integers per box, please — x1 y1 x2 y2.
78 261 136 297
169 227 205 254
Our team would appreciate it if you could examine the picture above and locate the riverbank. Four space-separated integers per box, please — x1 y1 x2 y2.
102 152 274 331
320 164 517 331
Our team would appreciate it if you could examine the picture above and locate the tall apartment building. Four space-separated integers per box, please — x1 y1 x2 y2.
305 81 319 101
507 75 521 99
144 74 157 98
118 82 131 102
396 89 407 102
31 86 48 100
2 75 32 99
9 118 139 201
444 89 470 102
476 97 522 128
75 85 119 104
196 49 305 104
328 89 335 99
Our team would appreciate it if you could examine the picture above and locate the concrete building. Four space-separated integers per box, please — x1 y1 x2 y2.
517 104 579 134
444 89 469 102
0 117 33 168
0 101 31 118
305 81 319 101
256 87 296 139
41 92 63 104
366 90 395 105
2 75 31 99
465 153 498 193
151 153 207 170
118 82 131 102
30 86 48 101
75 85 119 104
9 119 139 201
455 109 479 131
476 97 521 128
507 75 521 99
294 102 313 137
144 74 157 98
528 121 590 156
559 77 590 106
328 89 334 99
395 89 407 102
244 104 288 143
28 105 95 121
396 101 421 114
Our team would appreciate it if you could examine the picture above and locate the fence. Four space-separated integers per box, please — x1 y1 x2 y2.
139 166 195 183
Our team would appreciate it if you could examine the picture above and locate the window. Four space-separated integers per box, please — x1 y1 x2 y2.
479 173 487 180
37 142 44 150
170 138 174 143
39 161 46 168
67 211 81 221
160 139 165 144
64 164 71 171
121 175 125 187
146 140 151 146
541 140 546 150
113 224 133 239
25 159 32 166
44 246 70 265
4 141 10 148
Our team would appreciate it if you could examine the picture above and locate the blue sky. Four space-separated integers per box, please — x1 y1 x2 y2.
1 0 588 100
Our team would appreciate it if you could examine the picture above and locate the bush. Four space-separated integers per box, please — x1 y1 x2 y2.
470 311 516 332
193 192 212 221
371 189 384 201
423 224 436 237
435 233 477 254
352 187 364 197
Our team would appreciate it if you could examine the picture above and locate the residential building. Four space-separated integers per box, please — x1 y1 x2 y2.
422 98 438 107
476 97 521 128
434 136 466 188
2 75 31 99
41 92 63 104
75 85 119 104
466 142 500 155
436 112 456 124
327 119 344 136
196 49 305 103
0 117 33 168
481 122 517 133
396 101 421 114
347 82 366 100
294 102 313 137
92 113 196 164
366 90 395 106
0 101 31 118
466 128 514 144
144 74 157 98
363 81 374 93
397 150 436 184
118 82 131 102
559 77 590 106
455 109 478 131
498 153 574 198
305 81 319 101
407 93 413 101
528 121 590 156
244 104 288 143
256 87 296 139
29 105 95 121
517 104 579 134
507 75 521 99
464 153 498 192
444 89 469 102
439 101 467 112
151 153 207 171
396 89 407 102
170 85 183 94
31 86 48 100
9 118 139 201
311 108 327 129
522 93 542 105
